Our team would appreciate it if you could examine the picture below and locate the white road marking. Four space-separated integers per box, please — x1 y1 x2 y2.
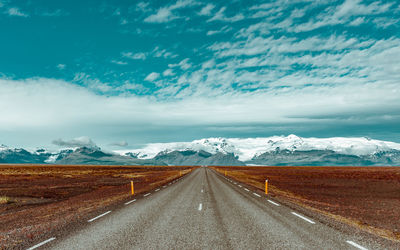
201 189 204 193
234 182 237 184
198 203 203 211
291 212 315 224
144 193 151 197
88 211 111 222
253 193 261 197
124 199 136 205
155 189 160 192
168 183 172 185
27 237 56 250
346 241 368 250
163 186 167 188
238 185 242 187
267 200 280 206
244 188 250 192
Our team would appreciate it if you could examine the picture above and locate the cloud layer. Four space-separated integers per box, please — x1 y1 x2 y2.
0 0 399 148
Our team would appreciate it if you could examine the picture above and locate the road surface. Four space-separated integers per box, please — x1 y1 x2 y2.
35 167 383 249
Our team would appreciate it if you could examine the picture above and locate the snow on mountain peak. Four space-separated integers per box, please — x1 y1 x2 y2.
0 144 9 152
115 135 400 162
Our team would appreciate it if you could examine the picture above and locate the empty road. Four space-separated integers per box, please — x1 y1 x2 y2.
36 167 384 249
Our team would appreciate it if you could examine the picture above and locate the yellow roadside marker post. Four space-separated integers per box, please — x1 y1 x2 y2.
265 179 268 195
180 171 182 177
225 170 227 176
131 181 134 195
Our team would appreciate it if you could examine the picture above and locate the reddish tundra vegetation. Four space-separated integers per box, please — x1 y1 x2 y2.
212 166 400 242
0 164 195 249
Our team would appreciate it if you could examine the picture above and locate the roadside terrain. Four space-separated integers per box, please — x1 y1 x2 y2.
212 166 400 242
0 164 194 249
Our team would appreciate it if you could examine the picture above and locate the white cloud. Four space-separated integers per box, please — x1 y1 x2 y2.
56 64 66 70
152 46 178 58
168 58 191 70
52 136 97 148
145 72 160 81
122 52 147 60
199 3 214 16
111 60 128 65
6 7 28 17
207 25 232 36
144 8 175 23
0 77 399 136
135 2 151 12
207 7 244 22
144 0 198 23
109 141 128 147
294 0 394 32
163 68 175 76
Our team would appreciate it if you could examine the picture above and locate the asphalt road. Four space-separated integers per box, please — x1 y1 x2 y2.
36 167 384 250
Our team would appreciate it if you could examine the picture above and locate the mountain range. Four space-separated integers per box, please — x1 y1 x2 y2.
1 135 400 166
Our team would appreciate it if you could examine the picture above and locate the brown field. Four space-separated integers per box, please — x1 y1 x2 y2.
0 164 196 249
211 166 400 242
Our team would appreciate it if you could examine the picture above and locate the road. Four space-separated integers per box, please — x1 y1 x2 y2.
35 167 382 250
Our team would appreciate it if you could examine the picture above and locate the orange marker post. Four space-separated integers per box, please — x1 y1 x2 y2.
265 179 268 195
131 181 134 195
225 170 227 176
180 171 182 177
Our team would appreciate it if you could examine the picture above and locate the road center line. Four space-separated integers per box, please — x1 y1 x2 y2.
346 240 368 250
198 203 203 211
27 237 56 250
144 193 151 197
124 199 136 205
201 189 204 193
238 185 242 187
163 186 167 188
234 182 237 184
253 193 261 197
155 188 160 192
88 211 111 222
244 188 250 192
267 200 280 206
291 212 315 224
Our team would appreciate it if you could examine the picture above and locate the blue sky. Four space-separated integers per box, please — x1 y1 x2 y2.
0 0 400 149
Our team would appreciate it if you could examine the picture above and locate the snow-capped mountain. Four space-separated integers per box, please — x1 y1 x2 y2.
1 135 400 166
115 134 400 162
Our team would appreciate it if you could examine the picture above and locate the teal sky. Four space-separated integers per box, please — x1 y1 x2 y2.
0 0 400 149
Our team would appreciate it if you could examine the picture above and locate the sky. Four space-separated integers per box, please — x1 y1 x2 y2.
0 0 399 150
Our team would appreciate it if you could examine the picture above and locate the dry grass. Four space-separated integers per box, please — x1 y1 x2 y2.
0 196 11 204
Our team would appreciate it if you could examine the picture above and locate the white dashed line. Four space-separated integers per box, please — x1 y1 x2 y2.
234 182 237 184
201 189 204 193
198 203 203 211
88 211 111 222
27 237 56 250
163 186 167 188
267 200 280 206
144 193 151 197
291 212 315 224
238 185 242 187
346 240 368 250
124 199 136 205
253 193 261 197
155 189 160 192
244 188 250 192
